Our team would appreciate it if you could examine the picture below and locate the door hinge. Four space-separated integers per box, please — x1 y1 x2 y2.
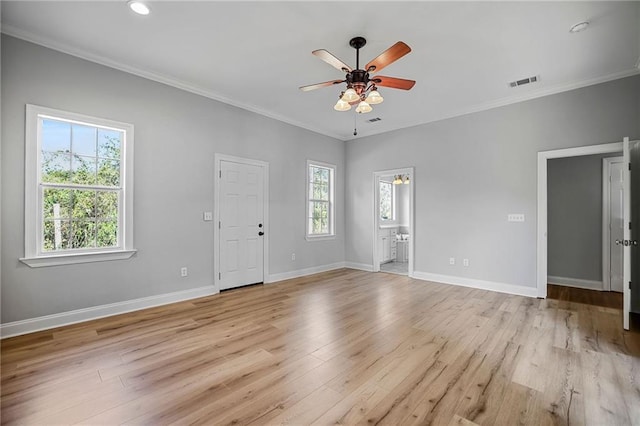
630 222 632 230
219 221 221 229
629 163 632 171
630 281 632 290
219 170 222 178
219 272 221 280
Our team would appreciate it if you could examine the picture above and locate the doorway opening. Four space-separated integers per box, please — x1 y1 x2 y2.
537 139 640 330
373 167 414 276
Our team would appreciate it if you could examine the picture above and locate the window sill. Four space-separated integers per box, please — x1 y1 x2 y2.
305 235 336 242
20 250 137 268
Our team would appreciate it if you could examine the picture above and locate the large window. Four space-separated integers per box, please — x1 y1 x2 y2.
306 160 335 239
21 105 135 267
379 180 394 221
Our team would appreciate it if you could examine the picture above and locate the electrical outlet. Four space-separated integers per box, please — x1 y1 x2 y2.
291 253 296 261
203 211 213 221
449 257 455 265
180 267 188 277
463 258 469 267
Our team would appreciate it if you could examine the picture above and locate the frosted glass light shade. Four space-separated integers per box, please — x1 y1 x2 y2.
128 1 150 15
341 88 360 103
403 176 410 184
355 101 372 114
365 90 384 105
393 175 403 185
334 98 351 111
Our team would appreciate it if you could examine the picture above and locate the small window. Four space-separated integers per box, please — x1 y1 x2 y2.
306 160 335 239
379 180 394 221
21 105 136 267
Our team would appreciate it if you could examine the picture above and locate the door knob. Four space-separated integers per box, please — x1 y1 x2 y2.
258 231 264 236
258 223 263 228
616 239 622 245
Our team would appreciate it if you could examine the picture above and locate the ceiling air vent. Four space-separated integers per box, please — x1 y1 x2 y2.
367 117 382 123
509 75 539 88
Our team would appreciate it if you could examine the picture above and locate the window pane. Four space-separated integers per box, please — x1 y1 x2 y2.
380 181 392 220
41 119 70 153
72 155 97 185
312 183 329 201
43 188 72 220
97 220 118 247
309 201 329 234
71 220 97 249
97 159 120 187
72 124 97 157
72 190 96 219
97 191 118 219
98 129 122 159
41 152 71 183
43 219 71 251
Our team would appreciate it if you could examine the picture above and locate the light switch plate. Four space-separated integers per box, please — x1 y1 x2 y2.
203 211 213 221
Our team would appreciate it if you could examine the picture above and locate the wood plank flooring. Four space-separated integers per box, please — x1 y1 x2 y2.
2 269 639 425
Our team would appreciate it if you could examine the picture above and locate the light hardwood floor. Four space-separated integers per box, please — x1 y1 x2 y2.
2 269 639 425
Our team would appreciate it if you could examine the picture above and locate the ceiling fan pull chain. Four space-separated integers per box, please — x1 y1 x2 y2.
353 114 358 136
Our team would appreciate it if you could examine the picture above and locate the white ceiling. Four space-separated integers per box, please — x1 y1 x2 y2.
2 1 639 141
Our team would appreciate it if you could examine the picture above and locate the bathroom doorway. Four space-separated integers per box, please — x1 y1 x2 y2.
373 168 414 276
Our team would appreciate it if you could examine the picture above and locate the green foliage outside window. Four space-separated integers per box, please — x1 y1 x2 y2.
380 181 393 220
309 165 331 235
40 119 122 251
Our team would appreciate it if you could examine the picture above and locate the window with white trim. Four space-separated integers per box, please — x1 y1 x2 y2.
306 160 335 239
21 105 135 267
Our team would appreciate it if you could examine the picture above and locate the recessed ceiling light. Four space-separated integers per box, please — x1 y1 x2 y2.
128 1 150 16
569 21 589 33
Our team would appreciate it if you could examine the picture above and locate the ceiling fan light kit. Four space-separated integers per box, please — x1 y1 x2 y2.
301 36 415 116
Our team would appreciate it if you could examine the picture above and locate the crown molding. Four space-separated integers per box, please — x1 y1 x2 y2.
1 25 348 141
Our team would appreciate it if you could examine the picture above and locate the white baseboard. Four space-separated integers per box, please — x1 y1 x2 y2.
265 262 346 283
412 271 538 298
0 285 218 339
344 262 374 272
547 276 603 291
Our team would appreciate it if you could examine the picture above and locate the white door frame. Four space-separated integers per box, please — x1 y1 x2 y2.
214 153 269 292
537 142 622 298
602 156 624 291
372 167 415 276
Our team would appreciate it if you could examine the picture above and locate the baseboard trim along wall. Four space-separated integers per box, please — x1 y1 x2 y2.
547 276 603 291
265 262 347 283
412 271 539 298
0 285 219 339
343 262 375 272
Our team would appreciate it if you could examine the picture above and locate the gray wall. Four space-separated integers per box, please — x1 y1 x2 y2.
1 36 345 323
396 183 410 227
547 154 620 281
345 75 640 288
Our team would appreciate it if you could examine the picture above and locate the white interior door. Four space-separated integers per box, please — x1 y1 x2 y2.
610 160 624 292
622 138 631 329
219 160 264 290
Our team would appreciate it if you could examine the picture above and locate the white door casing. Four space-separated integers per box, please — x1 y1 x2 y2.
215 154 269 291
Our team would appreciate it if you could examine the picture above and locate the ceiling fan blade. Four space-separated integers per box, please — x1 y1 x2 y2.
365 42 411 73
312 49 353 73
371 76 416 90
299 79 345 92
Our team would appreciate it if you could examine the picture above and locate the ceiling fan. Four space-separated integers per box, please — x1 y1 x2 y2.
300 36 416 113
